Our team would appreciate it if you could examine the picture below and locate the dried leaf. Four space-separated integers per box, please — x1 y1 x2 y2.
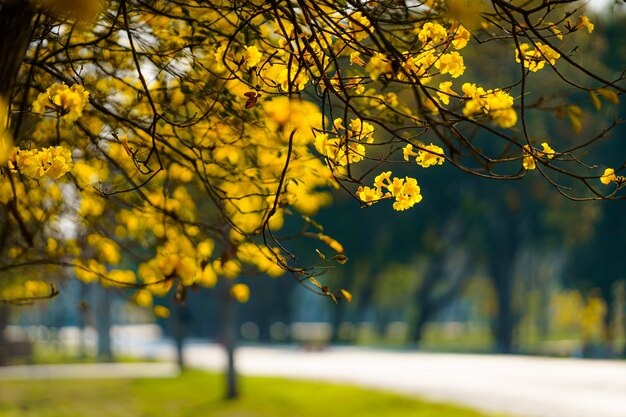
332 254 349 264
590 91 601 110
309 276 322 288
597 88 619 105
302 215 324 231
567 105 583 134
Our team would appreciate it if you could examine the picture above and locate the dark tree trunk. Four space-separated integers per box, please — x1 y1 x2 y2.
330 303 345 343
492 268 514 354
0 305 9 365
222 281 238 399
78 282 89 359
95 286 113 361
0 2 35 101
410 307 431 346
600 285 615 358
173 304 191 369
488 229 519 355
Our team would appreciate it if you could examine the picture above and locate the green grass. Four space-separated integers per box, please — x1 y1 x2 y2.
0 370 510 417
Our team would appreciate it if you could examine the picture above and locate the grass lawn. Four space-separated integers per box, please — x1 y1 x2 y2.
0 370 510 417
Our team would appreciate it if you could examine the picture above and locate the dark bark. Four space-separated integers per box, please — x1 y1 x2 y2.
173 304 191 369
222 281 238 399
0 305 9 365
487 218 520 355
492 264 515 354
410 222 472 346
410 262 441 345
95 286 113 361
0 1 35 100
600 285 615 358
410 262 469 345
410 308 430 345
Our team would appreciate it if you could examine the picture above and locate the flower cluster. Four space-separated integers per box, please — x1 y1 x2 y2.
366 52 393 81
315 118 375 166
434 51 465 78
370 22 469 84
347 11 373 41
32 83 89 121
357 171 422 211
522 142 556 170
575 15 594 33
462 83 518 128
417 22 448 46
515 42 561 72
10 146 73 179
403 143 445 168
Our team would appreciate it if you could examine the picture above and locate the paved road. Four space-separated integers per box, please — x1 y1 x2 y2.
2 341 625 417
136 342 626 417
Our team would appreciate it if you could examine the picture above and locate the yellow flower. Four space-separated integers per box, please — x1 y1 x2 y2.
539 142 556 159
435 52 465 78
230 283 250 303
33 83 89 121
391 177 422 211
415 144 445 168
600 168 617 185
403 144 416 161
134 290 153 307
576 15 594 33
347 11 373 41
437 81 456 105
349 51 365 66
348 118 375 143
462 85 517 128
362 172 422 210
153 306 170 318
13 146 73 179
515 43 560 72
522 145 536 170
523 142 556 170
366 53 392 81
451 24 471 50
417 22 448 46
107 269 136 287
356 185 383 205
374 171 392 189
245 45 262 68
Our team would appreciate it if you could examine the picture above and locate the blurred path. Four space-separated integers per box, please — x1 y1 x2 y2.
139 342 626 417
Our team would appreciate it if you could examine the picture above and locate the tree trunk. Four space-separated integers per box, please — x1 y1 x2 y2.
489 244 517 354
95 286 113 361
0 2 35 101
173 304 191 369
600 286 615 358
222 282 238 399
493 273 514 354
0 305 9 365
410 307 431 347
